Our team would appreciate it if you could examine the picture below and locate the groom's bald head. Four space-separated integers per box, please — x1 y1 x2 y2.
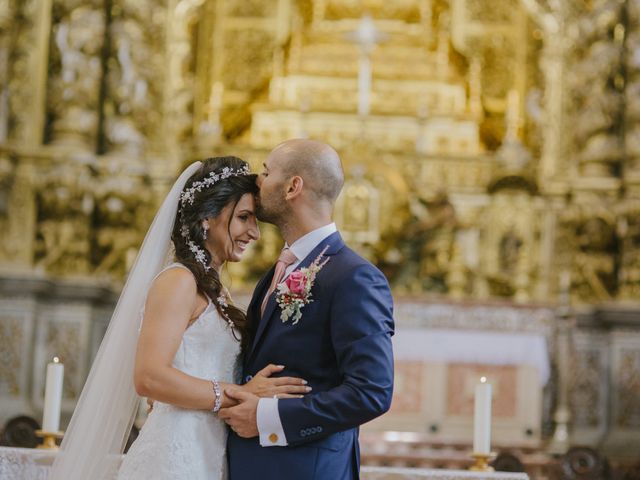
271 139 344 204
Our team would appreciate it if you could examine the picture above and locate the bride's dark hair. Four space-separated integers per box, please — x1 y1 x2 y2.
172 156 258 352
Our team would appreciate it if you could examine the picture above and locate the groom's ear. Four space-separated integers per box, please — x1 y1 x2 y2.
284 176 304 200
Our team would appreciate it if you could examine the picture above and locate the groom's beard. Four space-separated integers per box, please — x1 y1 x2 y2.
256 192 287 227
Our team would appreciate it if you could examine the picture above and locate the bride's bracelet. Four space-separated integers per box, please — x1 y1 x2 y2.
211 379 222 413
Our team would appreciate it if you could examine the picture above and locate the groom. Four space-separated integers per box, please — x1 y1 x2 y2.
220 139 395 479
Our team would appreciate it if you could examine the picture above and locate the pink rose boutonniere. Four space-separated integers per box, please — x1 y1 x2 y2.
285 271 307 295
276 246 330 324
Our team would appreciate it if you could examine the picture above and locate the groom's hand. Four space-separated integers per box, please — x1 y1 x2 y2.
218 388 259 438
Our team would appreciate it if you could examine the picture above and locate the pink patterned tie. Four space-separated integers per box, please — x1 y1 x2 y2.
261 247 298 317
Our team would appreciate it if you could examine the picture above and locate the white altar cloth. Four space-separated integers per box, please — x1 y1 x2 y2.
0 447 57 480
392 328 550 385
0 447 122 479
362 466 529 480
0 447 529 480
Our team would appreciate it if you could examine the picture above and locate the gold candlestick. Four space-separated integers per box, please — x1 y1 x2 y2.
469 452 495 471
35 430 64 450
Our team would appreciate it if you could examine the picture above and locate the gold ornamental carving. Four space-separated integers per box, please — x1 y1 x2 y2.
0 0 638 306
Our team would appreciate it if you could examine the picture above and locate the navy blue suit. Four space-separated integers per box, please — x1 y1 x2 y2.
227 232 394 480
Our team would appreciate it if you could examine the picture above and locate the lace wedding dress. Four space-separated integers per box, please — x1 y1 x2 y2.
117 264 241 480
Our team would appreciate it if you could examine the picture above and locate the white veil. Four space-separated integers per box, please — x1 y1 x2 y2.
50 161 202 479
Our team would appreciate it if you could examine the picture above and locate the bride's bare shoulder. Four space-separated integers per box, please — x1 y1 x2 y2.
149 266 198 301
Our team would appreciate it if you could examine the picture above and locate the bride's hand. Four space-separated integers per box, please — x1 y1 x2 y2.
242 364 311 398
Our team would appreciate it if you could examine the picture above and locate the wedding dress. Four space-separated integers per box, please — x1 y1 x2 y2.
117 263 241 480
50 162 229 480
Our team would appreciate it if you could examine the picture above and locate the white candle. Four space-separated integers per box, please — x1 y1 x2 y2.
42 357 64 432
473 376 492 454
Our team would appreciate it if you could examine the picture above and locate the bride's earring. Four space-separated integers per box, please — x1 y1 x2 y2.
202 222 209 240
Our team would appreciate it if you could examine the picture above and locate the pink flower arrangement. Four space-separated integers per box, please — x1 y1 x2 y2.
285 271 307 295
276 246 330 324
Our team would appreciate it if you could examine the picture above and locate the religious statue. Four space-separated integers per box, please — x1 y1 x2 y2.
0 155 14 261
499 229 523 276
560 210 618 302
49 3 105 147
618 208 640 300
105 0 165 155
336 166 381 253
34 166 93 275
390 190 457 294
94 189 150 278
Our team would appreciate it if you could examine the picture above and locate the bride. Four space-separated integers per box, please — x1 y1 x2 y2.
50 157 309 480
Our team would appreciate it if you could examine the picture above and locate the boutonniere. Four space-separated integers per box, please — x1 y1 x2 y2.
276 245 330 324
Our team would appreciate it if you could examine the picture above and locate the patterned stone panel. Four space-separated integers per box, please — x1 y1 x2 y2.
389 360 424 414
0 297 37 423
89 305 113 362
603 329 640 455
569 331 608 432
32 303 91 410
615 348 640 428
47 321 82 398
0 316 23 396
393 301 554 335
0 304 35 399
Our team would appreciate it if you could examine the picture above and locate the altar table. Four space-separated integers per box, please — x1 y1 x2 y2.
0 447 529 480
362 466 529 479
365 326 550 446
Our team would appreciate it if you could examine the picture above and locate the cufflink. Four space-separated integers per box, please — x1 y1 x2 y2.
244 375 253 383
269 433 278 443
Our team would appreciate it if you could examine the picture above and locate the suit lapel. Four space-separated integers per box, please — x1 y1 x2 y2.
248 232 344 360
247 265 274 321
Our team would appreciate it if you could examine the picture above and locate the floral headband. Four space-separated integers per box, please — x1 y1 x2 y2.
179 164 251 272
179 165 251 208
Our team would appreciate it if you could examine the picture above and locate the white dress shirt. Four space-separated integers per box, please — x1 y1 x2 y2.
256 223 337 447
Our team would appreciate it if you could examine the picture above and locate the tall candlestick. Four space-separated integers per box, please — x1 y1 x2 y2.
473 376 492 455
42 357 64 432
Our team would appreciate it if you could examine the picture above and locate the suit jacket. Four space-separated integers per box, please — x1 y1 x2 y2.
227 231 395 480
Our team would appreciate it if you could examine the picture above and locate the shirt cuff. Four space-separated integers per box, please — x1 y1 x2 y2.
257 398 288 447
